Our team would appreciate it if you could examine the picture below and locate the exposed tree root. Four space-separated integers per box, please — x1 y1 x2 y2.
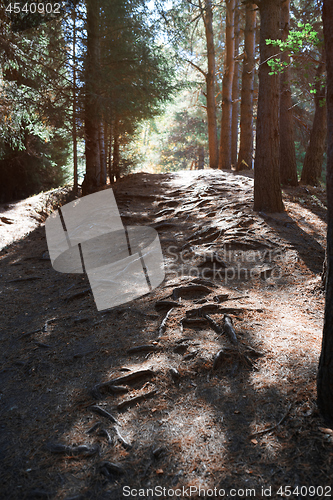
159 307 174 336
116 389 158 411
89 405 120 424
172 284 213 300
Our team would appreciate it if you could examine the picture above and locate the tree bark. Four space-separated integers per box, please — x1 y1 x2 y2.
112 117 120 182
317 0 333 425
203 0 219 169
219 0 236 170
99 120 107 185
198 145 205 169
301 57 327 186
236 3 256 171
231 0 240 167
83 0 101 195
253 0 284 213
107 122 113 183
280 0 298 186
72 5 78 195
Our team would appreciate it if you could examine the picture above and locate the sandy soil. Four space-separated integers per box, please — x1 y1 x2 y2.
0 169 330 500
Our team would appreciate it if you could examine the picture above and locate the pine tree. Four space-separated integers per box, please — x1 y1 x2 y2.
253 0 284 212
280 0 298 186
219 0 235 170
236 2 256 171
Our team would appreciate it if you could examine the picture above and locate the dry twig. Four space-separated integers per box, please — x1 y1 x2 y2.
249 404 292 438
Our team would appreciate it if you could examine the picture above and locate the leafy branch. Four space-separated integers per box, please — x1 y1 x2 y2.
265 23 320 77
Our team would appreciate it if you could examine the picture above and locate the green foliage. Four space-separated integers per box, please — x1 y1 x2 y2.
266 23 320 76
0 130 69 203
130 88 208 173
0 8 72 201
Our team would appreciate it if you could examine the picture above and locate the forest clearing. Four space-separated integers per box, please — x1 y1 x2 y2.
0 169 331 499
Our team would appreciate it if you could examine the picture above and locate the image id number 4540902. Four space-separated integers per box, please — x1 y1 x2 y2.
5 2 61 14
276 485 332 497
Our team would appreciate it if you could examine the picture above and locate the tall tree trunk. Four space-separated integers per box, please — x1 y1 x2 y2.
317 0 333 425
219 0 236 170
198 145 205 169
83 0 101 195
99 120 107 185
236 3 256 171
203 0 219 169
112 117 120 181
253 0 284 213
231 0 240 167
72 5 78 195
301 57 327 186
280 0 298 186
107 122 113 183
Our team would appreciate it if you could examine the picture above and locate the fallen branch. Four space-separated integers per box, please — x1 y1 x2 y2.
249 404 292 438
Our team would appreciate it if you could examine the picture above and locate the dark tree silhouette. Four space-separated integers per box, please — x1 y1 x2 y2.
317 0 333 424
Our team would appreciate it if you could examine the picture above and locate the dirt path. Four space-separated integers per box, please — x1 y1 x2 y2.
0 170 330 500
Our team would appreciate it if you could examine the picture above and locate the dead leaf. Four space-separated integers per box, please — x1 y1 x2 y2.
319 427 333 435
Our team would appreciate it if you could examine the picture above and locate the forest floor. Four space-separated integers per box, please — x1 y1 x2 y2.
0 169 331 500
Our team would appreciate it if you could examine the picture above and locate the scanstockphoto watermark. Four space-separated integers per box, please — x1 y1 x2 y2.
165 245 296 284
123 485 258 497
